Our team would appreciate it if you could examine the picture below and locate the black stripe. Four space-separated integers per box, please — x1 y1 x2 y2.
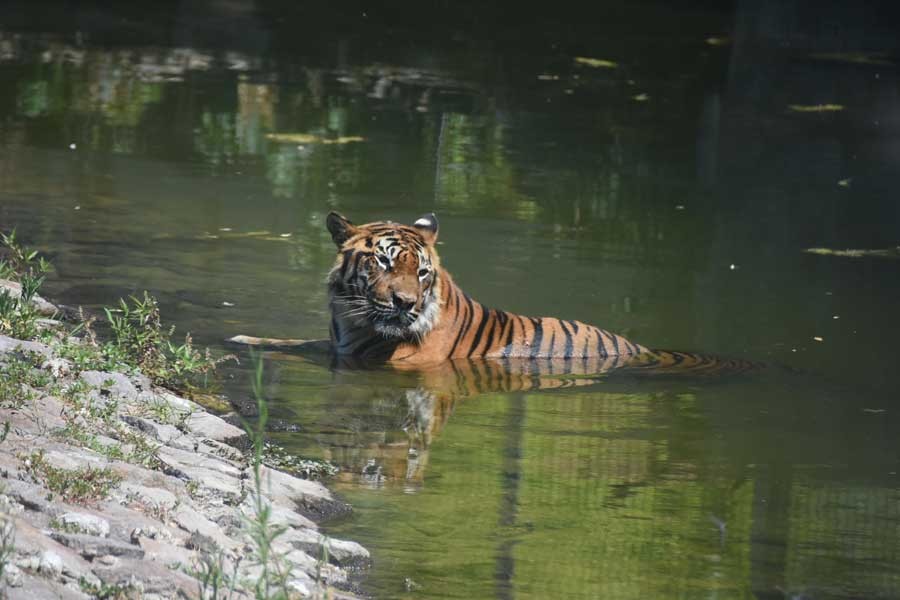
547 330 556 361
568 320 580 335
596 329 610 358
559 320 574 358
467 308 494 358
530 318 544 359
483 309 504 354
447 292 476 357
608 331 621 356
338 249 354 278
350 251 366 274
446 285 456 312
501 315 518 358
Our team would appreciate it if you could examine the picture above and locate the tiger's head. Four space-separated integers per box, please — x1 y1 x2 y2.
326 212 442 340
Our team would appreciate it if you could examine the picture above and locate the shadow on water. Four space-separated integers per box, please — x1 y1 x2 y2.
1 0 900 598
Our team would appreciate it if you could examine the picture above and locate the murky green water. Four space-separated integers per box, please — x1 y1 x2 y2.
2 3 899 598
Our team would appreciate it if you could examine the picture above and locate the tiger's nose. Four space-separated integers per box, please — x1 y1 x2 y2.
392 292 416 312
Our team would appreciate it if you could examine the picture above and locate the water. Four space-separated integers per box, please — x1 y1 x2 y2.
1 2 899 598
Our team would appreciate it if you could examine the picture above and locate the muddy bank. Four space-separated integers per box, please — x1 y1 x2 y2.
0 281 367 599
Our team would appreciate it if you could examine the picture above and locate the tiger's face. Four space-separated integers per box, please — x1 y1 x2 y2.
326 212 442 339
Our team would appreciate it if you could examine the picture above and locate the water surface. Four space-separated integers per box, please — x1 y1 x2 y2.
1 3 899 598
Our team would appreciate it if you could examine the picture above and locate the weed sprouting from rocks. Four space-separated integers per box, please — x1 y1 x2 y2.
22 450 123 505
0 230 53 341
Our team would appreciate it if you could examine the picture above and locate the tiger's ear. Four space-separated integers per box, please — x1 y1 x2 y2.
326 212 357 246
412 213 439 245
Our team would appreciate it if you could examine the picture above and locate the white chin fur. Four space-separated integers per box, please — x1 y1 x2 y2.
407 298 440 338
374 298 440 340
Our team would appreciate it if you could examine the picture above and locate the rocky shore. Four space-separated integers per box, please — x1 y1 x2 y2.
0 282 368 599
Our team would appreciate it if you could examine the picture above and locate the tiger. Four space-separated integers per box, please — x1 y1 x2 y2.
320 211 654 364
229 212 760 376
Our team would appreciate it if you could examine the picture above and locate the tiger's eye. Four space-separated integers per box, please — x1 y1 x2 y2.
418 268 429 277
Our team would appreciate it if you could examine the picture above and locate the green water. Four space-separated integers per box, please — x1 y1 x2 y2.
1 3 899 598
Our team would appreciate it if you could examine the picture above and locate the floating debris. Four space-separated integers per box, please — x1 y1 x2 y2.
265 133 366 145
813 336 823 342
705 36 731 47
632 93 650 102
222 301 235 307
863 408 886 414
537 74 560 81
574 57 618 69
804 246 900 259
788 104 845 113
809 52 894 66
837 178 852 188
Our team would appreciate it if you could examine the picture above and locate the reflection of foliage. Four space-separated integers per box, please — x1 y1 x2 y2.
194 111 239 168
17 80 50 117
435 113 539 219
13 53 166 155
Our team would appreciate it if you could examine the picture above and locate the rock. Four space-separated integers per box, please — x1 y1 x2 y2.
119 415 194 451
39 447 108 471
4 563 23 587
41 357 71 377
255 465 350 522
12 519 100 587
59 512 110 537
38 550 64 578
198 437 245 463
80 370 138 400
2 394 69 435
49 532 145 560
92 558 200 598
95 554 119 567
130 526 173 544
278 527 370 567
0 479 57 514
6 573 92 600
154 390 199 414
171 503 237 552
116 481 180 512
156 445 243 501
137 536 195 568
240 495 317 531
0 334 53 358
183 411 247 444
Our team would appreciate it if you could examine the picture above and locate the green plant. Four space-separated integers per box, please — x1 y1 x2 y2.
240 353 291 599
190 549 241 600
0 514 15 589
22 450 123 505
101 292 235 387
78 577 133 599
0 229 53 340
